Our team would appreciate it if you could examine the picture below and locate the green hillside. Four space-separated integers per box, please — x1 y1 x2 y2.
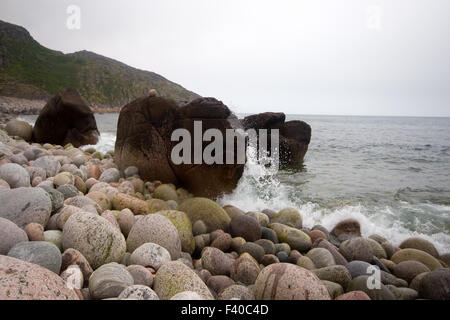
0 20 200 106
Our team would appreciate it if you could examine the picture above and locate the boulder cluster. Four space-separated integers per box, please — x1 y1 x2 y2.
0 126 449 300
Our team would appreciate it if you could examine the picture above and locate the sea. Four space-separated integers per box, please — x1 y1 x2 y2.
18 113 450 254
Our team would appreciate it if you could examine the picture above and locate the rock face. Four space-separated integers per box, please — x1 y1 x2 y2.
114 96 245 198
254 263 330 300
0 187 52 228
32 88 99 147
242 112 311 167
0 255 79 300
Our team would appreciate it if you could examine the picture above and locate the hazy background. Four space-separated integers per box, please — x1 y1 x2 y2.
1 0 449 116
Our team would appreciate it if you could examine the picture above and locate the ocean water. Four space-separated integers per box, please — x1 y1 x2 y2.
19 113 450 253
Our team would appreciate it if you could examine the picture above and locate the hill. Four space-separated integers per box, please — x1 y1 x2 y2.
0 20 200 107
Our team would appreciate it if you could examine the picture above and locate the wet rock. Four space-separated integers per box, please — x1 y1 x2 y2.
239 242 265 263
312 265 352 288
339 238 374 263
391 248 441 271
270 208 302 229
296 256 316 270
306 248 336 268
313 238 348 266
346 276 396 300
230 214 262 242
322 280 344 299
419 269 450 300
246 211 270 227
393 260 430 284
273 224 312 252
331 219 361 237
178 197 231 233
399 237 440 259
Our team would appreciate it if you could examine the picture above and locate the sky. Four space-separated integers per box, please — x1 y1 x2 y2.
1 0 449 117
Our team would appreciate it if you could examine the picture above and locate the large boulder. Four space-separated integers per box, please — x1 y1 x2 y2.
32 88 99 147
0 255 79 300
7 241 62 274
0 187 52 228
242 112 311 166
114 96 245 198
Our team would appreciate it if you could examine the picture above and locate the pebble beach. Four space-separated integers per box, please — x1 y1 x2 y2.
0 119 449 301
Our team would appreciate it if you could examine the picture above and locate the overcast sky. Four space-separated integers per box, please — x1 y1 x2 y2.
1 0 449 116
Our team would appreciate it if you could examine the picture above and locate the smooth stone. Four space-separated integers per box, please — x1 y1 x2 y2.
207 275 235 294
230 214 262 242
296 256 316 270
346 276 396 300
313 238 348 265
312 265 352 288
419 269 450 300
201 247 234 276
124 166 139 178
339 237 374 263
24 222 44 241
86 191 111 211
65 196 102 214
0 187 52 228
218 284 255 300
60 265 84 290
309 229 328 243
399 237 440 258
178 197 231 233
331 218 361 237
0 217 28 255
239 242 265 263
170 291 205 300
157 210 195 255
118 285 159 300
53 172 75 186
8 241 62 274
254 263 330 300
322 280 344 299
223 205 245 220
117 208 135 237
393 260 430 283
192 220 208 236
211 232 232 252
32 156 61 177
306 248 336 268
126 213 182 260
230 252 261 285
154 261 214 300
335 291 371 300
261 254 280 266
39 185 64 212
246 211 270 227
89 263 134 299
270 208 302 229
273 224 312 252
0 163 30 188
391 248 442 271
153 184 178 202
261 227 278 243
367 238 387 259
409 272 429 292
62 212 126 269
111 193 148 215
126 265 154 287
255 239 276 255
0 255 79 300
129 243 172 271
56 205 84 229
44 230 63 251
5 120 33 141
394 287 419 300
99 168 121 183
